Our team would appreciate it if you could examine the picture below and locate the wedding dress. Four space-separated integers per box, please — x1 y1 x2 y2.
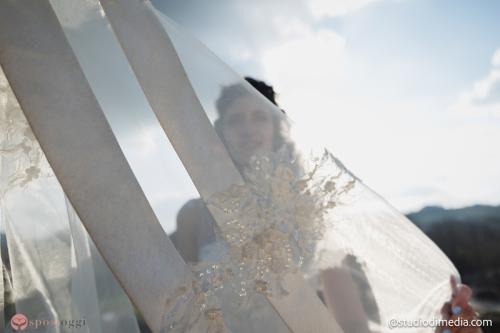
0 0 459 332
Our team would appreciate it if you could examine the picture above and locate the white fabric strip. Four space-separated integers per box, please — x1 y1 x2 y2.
99 0 241 199
98 0 343 332
0 1 194 332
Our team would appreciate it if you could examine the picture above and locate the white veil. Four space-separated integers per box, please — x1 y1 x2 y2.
0 0 458 332
157 9 459 332
0 66 141 333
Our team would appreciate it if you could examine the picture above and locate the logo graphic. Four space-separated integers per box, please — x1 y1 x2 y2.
11 313 28 331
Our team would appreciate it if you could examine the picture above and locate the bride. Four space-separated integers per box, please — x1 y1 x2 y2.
172 77 483 333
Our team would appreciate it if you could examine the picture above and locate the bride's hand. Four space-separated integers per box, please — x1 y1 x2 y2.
435 276 482 333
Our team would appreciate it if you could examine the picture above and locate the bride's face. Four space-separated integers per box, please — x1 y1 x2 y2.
221 95 275 167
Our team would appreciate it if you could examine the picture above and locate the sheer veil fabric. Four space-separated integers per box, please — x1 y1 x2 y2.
0 0 458 332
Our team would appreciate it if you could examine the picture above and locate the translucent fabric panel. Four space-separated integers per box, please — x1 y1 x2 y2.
152 9 459 333
46 0 293 331
0 1 201 330
49 0 199 235
0 0 460 332
0 67 139 333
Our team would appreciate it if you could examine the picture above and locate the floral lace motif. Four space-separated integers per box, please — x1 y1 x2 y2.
0 69 50 195
163 149 356 332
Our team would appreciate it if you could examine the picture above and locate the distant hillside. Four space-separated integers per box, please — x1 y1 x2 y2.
407 204 500 273
407 204 500 229
406 204 500 280
406 204 500 330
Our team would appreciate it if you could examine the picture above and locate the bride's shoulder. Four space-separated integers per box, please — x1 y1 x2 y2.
177 198 209 221
169 199 203 261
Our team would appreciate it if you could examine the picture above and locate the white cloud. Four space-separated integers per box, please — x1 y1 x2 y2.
262 31 500 212
492 48 500 67
308 0 382 18
261 26 347 103
452 49 500 118
472 70 500 100
156 0 500 213
262 27 347 87
261 25 351 154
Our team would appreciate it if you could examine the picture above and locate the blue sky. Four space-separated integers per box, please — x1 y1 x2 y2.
151 0 500 214
324 0 500 100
